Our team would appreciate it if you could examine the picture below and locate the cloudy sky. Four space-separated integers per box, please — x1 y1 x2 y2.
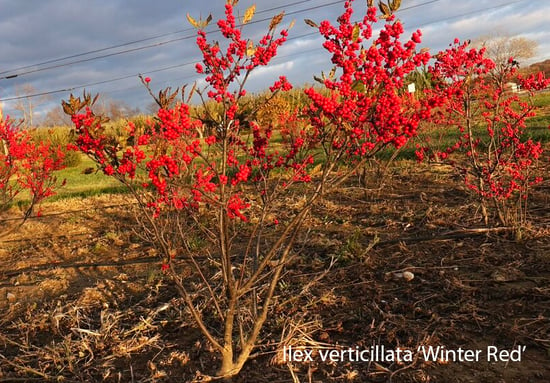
1 0 549 122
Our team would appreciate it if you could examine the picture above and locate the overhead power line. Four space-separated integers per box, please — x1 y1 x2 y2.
0 31 194 77
0 0 316 78
0 61 196 102
1 0 528 103
0 0 343 80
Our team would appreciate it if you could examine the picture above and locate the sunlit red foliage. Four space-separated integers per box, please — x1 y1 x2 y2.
419 40 549 224
0 118 65 220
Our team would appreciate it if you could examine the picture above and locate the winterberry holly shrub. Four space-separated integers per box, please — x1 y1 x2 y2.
419 39 549 226
63 0 435 379
0 117 65 233
64 3 308 377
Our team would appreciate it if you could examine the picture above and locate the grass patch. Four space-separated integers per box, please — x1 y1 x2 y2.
532 91 550 108
522 124 550 141
53 155 123 199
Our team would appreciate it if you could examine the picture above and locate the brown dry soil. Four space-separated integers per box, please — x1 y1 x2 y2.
0 164 549 382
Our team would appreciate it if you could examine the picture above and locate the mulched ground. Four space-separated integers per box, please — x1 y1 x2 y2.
0 163 549 382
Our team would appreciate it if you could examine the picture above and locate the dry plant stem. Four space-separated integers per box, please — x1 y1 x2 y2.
177 217 224 322
0 354 53 381
170 270 224 353
128 182 226 353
